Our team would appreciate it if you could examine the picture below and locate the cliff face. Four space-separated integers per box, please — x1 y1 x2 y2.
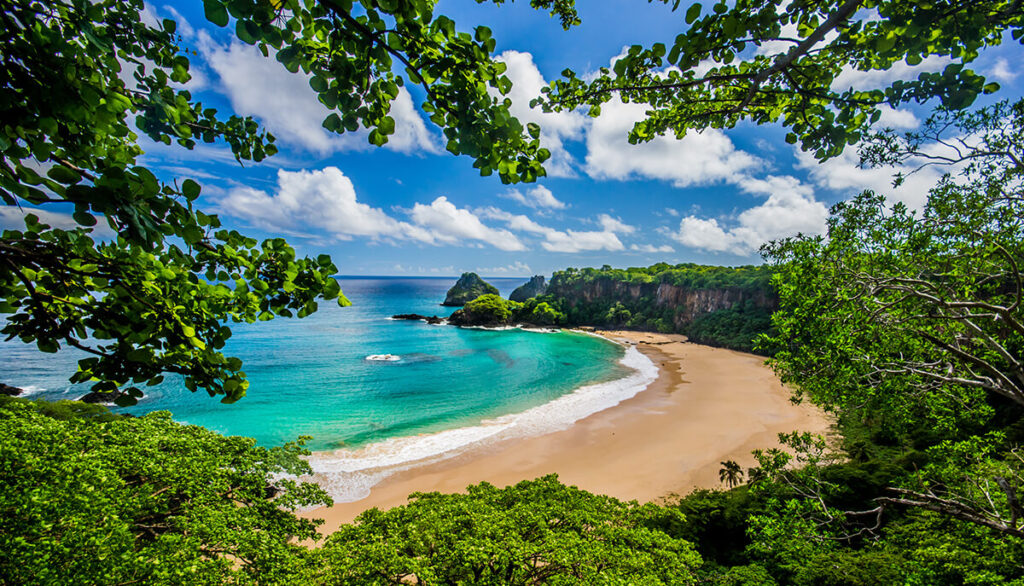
508 275 548 302
442 272 500 306
547 277 776 330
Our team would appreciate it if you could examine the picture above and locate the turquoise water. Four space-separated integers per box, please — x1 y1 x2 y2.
0 277 629 452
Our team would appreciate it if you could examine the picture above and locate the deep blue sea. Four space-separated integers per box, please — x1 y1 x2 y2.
0 277 656 499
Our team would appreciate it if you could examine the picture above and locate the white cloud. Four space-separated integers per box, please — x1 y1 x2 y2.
670 175 828 254
876 105 920 129
501 185 567 209
584 98 761 187
0 207 114 239
410 197 525 251
475 261 532 276
831 55 951 92
665 208 679 217
598 214 635 234
795 148 943 209
497 51 587 177
630 243 674 253
218 167 431 241
200 36 437 155
988 58 1018 82
480 207 626 253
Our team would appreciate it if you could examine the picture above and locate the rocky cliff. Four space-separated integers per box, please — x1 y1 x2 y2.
509 275 548 302
543 264 776 352
547 278 774 330
442 272 500 306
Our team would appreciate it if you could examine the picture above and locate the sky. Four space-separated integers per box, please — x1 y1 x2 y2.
11 1 1024 279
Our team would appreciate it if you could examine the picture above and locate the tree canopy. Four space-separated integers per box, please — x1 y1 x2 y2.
0 0 575 404
539 0 1023 160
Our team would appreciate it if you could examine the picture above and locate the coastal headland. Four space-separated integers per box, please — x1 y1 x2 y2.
303 331 832 533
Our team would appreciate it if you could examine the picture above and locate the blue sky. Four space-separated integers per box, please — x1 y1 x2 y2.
10 1 1022 279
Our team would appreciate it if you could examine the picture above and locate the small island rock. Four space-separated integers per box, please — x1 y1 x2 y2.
392 313 445 324
508 275 547 302
0 383 24 396
441 272 499 306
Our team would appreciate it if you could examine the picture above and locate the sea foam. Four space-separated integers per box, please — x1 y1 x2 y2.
307 343 658 502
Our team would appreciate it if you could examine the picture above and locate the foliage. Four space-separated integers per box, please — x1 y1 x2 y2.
538 0 1021 160
308 475 703 585
448 294 567 326
449 293 520 325
542 263 775 351
0 0 575 403
762 101 1024 429
0 397 331 585
443 272 501 306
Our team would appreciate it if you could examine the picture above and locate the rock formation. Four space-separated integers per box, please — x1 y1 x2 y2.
508 275 547 302
441 272 499 306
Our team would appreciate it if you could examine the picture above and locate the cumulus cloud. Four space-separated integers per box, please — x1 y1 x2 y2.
409 197 525 251
795 148 944 209
200 35 438 155
584 98 761 187
497 51 587 177
218 167 536 251
669 175 828 255
480 207 627 253
218 167 431 241
501 185 567 209
598 214 635 234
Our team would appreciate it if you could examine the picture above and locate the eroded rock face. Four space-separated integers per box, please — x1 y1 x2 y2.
547 277 775 329
442 272 499 306
509 275 547 303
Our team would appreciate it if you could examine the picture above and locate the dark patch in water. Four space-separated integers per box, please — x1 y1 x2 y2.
486 348 515 368
402 352 442 363
449 348 474 357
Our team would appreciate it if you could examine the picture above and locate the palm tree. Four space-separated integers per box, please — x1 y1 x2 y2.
719 460 744 489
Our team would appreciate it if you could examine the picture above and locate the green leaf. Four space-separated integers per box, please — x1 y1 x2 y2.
203 0 229 27
685 3 701 24
182 179 201 200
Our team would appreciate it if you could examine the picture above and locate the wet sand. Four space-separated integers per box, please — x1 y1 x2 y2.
302 331 831 534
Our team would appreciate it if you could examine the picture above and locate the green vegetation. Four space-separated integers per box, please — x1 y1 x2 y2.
448 294 567 327
4 0 1024 583
442 272 501 306
541 263 775 351
310 476 703 584
0 0 575 405
0 397 330 585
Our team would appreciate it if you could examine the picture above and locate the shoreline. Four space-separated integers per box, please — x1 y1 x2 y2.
301 331 832 534
305 329 656 503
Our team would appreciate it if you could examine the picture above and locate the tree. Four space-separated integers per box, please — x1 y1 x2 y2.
720 460 744 489
0 0 575 404
538 0 1023 161
307 475 703 585
759 100 1024 539
0 397 331 584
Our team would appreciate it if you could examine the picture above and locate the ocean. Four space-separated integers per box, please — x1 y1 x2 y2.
0 277 657 500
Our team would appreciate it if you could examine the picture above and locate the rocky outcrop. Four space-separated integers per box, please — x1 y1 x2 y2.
547 277 776 330
509 275 547 302
79 390 124 404
442 272 499 306
0 383 24 396
392 313 444 324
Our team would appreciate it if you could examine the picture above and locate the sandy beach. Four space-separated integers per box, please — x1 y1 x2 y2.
302 331 832 534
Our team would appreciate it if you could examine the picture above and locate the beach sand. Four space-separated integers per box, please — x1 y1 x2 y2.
302 331 832 534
